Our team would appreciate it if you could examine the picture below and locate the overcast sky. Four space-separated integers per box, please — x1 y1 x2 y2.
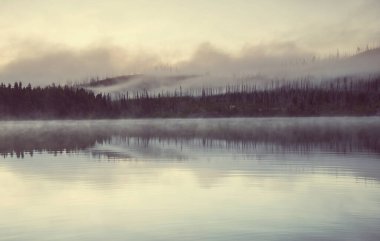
0 0 379 84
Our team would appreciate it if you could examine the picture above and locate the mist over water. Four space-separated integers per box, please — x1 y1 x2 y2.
1 117 380 156
1 117 380 241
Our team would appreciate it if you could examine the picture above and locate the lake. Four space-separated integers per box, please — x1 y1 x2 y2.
1 117 380 241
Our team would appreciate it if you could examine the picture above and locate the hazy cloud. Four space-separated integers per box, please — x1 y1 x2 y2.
0 40 379 90
0 41 314 86
0 42 161 85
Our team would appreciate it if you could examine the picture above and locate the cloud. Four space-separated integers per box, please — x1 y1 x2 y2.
0 39 379 90
177 41 314 77
0 41 161 86
0 40 312 86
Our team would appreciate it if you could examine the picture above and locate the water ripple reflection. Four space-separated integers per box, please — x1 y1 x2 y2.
0 118 380 241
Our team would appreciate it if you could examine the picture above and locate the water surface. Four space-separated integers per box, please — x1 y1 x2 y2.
1 117 380 241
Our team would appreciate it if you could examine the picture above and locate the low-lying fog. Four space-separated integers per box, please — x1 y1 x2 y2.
2 117 380 154
1 42 379 93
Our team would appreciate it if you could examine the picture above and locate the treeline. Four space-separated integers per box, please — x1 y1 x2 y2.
117 76 380 117
0 77 380 119
0 83 116 118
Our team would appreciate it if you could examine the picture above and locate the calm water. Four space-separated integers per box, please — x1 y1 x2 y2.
1 117 380 241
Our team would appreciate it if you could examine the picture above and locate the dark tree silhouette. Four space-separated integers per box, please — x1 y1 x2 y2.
0 76 379 119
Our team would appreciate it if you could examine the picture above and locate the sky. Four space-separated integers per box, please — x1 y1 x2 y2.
0 0 379 85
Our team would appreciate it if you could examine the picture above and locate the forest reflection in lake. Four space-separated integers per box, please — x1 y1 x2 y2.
1 118 380 241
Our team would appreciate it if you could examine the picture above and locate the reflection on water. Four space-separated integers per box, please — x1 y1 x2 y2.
1 117 380 157
1 118 380 241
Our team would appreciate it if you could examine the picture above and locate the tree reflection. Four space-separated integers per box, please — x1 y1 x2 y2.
1 118 379 158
